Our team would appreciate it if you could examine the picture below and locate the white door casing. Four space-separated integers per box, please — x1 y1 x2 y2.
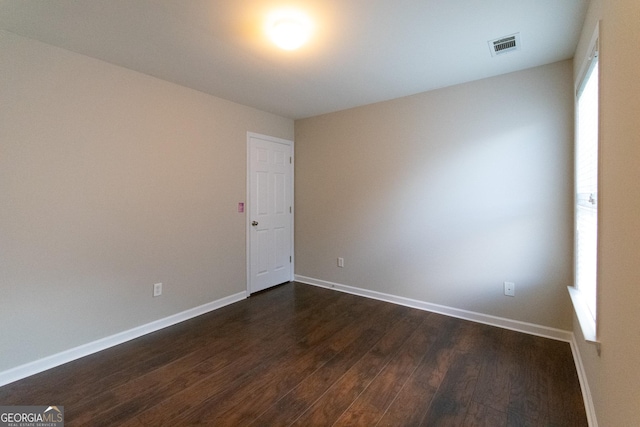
247 132 293 294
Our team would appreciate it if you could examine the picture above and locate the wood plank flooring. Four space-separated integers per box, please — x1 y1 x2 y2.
0 282 587 426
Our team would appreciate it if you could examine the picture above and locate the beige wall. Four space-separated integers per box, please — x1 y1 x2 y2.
0 30 293 371
295 61 574 330
572 0 640 425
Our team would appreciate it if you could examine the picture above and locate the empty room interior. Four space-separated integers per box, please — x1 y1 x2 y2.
1 0 639 426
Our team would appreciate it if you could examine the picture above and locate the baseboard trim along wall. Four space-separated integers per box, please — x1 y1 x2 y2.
295 275 572 341
0 291 247 388
569 335 599 427
295 275 599 427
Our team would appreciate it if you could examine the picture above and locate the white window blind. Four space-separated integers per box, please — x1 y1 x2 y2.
575 48 599 322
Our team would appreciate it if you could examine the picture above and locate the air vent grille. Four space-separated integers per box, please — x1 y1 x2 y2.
488 33 521 57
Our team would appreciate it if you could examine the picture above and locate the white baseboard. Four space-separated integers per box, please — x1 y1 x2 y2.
569 334 599 427
0 291 247 387
295 275 573 342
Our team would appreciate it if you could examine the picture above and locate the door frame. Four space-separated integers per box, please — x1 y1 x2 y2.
246 132 294 295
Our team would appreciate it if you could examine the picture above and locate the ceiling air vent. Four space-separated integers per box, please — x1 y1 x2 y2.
488 33 521 57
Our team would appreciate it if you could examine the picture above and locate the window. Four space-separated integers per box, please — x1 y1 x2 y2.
576 59 598 320
569 26 599 345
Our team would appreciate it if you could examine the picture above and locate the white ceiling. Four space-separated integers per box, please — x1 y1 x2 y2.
0 0 588 119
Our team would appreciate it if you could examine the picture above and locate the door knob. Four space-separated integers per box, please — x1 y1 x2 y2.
252 221 259 226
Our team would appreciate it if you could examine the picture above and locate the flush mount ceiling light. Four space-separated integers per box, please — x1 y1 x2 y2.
266 9 313 51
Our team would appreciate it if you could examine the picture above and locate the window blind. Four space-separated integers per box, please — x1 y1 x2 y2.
575 53 599 321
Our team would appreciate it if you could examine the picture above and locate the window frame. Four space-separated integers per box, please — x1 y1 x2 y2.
568 22 601 348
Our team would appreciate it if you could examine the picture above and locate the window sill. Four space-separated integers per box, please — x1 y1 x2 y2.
568 286 600 350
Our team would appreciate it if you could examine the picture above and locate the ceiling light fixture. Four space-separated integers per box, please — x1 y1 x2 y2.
266 9 313 51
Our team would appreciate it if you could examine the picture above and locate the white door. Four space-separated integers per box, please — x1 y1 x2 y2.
247 133 293 294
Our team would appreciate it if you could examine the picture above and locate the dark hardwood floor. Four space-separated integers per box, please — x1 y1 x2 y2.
0 282 587 426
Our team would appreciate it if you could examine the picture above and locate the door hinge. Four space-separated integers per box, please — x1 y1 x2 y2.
290 206 292 213
289 256 292 263
290 157 292 164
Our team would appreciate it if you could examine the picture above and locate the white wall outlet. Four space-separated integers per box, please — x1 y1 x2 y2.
504 281 515 297
337 257 344 268
153 282 162 297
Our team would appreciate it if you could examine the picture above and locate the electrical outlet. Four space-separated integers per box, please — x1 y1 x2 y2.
504 281 515 297
337 257 344 268
153 282 162 297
